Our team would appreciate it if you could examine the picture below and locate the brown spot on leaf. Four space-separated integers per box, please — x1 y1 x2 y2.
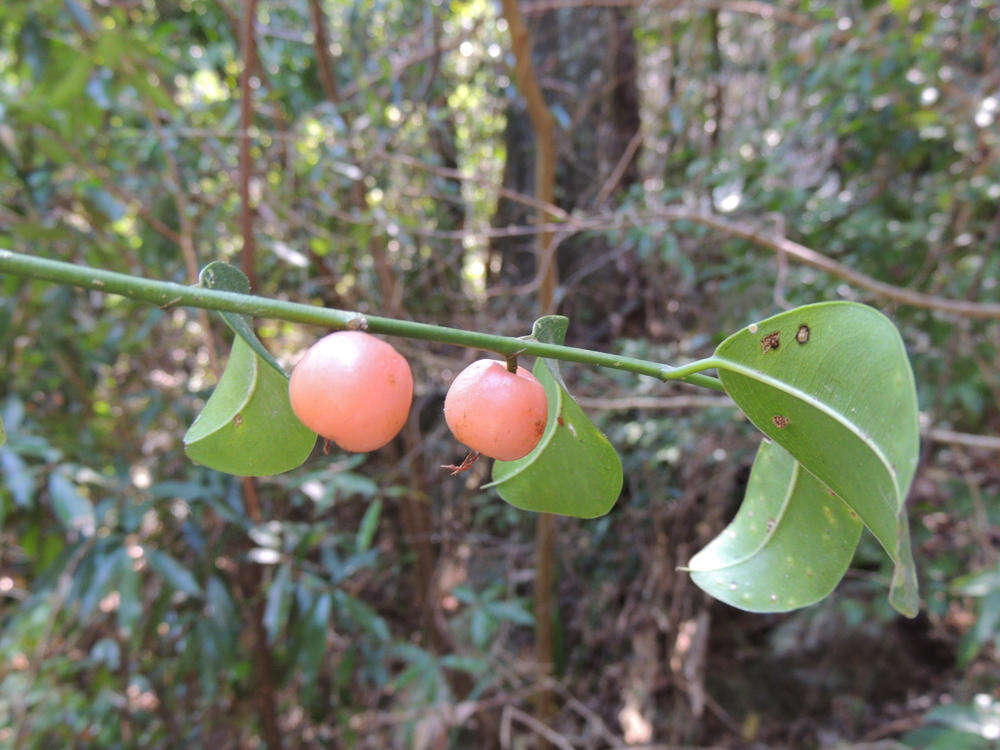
766 518 776 532
233 413 243 427
557 417 565 427
772 414 789 429
534 420 546 437
796 324 810 344
760 331 781 352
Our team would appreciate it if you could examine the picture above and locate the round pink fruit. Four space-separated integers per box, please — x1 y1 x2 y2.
289 331 413 452
444 359 548 461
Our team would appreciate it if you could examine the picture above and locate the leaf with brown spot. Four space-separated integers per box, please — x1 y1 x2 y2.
710 302 920 616
760 331 781 352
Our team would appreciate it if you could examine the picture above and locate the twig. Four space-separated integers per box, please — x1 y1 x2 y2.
42 128 181 246
500 0 561 742
500 706 575 750
594 127 644 206
521 0 817 29
577 395 1000 451
922 428 1000 452
664 208 1000 320
372 149 570 221
145 111 221 375
238 0 259 290
307 0 340 102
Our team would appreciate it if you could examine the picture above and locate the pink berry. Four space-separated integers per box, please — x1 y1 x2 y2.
289 331 413 452
444 359 548 461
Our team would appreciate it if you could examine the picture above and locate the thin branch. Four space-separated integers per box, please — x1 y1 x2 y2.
338 20 480 101
922 428 1000 453
501 706 576 750
372 149 570 221
146 111 221 374
521 0 816 29
664 208 1000 320
594 127 644 206
308 0 341 102
43 129 181 245
577 395 1000 451
0 250 725 390
239 0 259 289
499 0 560 743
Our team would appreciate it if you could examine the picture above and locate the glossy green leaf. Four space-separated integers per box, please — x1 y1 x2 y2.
298 592 332 679
487 316 623 518
355 498 382 553
147 550 202 597
1 449 33 507
332 589 391 641
186 262 315 475
951 564 1000 597
116 560 142 635
198 262 286 375
48 472 95 536
687 439 862 612
183 337 316 476
713 302 919 616
264 563 293 644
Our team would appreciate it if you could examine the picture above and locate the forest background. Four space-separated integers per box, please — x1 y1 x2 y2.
1 0 999 747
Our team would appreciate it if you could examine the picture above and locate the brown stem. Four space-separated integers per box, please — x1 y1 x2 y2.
707 8 723 151
500 0 560 741
308 0 341 102
239 0 259 290
240 480 283 750
236 3 281 746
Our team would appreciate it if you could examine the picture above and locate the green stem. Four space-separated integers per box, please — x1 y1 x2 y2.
0 250 724 391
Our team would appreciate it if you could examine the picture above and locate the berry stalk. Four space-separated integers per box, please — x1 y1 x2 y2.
0 250 723 391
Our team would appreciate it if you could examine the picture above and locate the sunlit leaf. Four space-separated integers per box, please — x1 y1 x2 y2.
713 302 919 616
687 439 862 612
488 316 623 518
951 564 1000 597
183 337 316 476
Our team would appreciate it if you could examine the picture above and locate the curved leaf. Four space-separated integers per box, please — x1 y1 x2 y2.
687 439 862 612
713 302 919 616
199 261 286 375
487 316 623 518
184 337 316 476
